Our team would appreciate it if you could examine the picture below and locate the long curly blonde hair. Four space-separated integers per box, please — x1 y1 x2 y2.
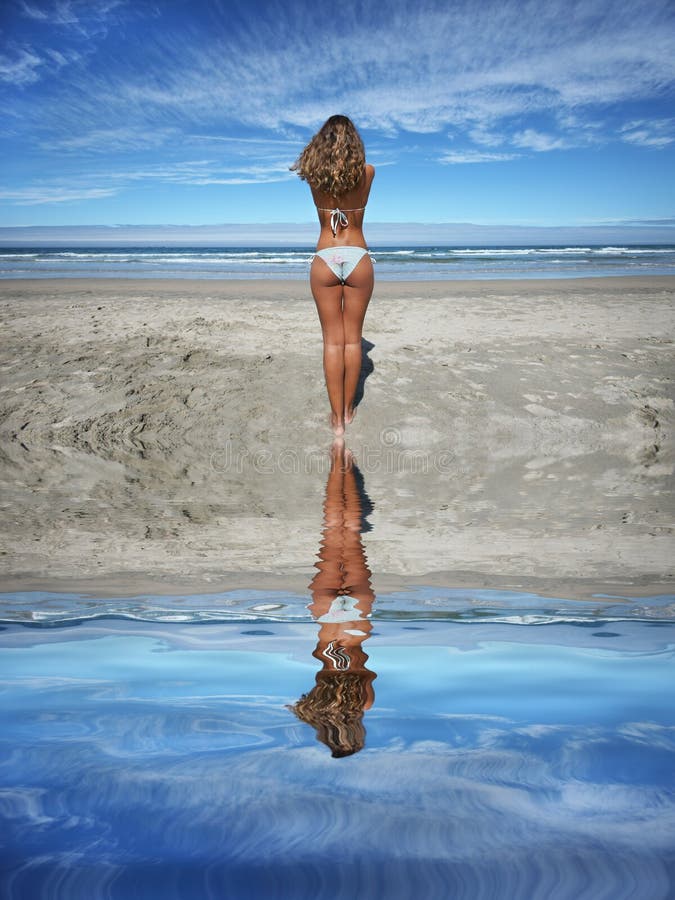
290 115 365 197
289 670 373 758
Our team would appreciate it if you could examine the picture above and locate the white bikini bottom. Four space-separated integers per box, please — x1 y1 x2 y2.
314 246 370 284
316 595 369 624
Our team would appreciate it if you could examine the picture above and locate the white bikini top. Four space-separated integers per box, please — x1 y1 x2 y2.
316 206 366 237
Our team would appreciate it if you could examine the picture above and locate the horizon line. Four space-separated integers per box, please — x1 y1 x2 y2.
1 221 675 247
1 220 675 230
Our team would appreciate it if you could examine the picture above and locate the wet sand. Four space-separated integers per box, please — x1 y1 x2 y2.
0 276 673 599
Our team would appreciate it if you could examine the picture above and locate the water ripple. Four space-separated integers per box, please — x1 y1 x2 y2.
1 586 674 627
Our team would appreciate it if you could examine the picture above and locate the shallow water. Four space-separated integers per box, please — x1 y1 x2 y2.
1 612 674 899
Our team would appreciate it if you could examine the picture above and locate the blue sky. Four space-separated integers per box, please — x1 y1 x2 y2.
1 0 675 237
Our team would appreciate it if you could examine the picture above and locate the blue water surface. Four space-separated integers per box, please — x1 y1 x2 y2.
1 244 675 280
1 615 674 900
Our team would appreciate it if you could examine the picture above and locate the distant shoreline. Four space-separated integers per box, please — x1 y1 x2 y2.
2 222 675 246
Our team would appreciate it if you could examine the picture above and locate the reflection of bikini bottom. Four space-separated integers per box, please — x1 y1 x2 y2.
314 246 370 284
316 595 366 624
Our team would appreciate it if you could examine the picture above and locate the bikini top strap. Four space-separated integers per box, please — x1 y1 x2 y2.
315 205 366 237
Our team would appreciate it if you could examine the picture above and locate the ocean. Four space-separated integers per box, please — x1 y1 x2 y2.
1 244 675 280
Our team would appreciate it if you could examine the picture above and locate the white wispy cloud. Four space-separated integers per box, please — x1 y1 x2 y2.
44 47 77 66
188 135 299 147
48 126 181 152
104 160 218 181
47 128 301 155
1 0 132 95
187 176 289 185
2 0 674 197
19 0 126 34
20 0 74 23
0 46 43 85
0 41 84 87
0 185 118 204
0 158 294 207
467 126 505 148
619 118 675 148
512 129 569 152
440 150 518 164
8 0 675 145
103 160 294 185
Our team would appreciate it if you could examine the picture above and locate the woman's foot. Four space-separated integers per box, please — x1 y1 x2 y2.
330 411 345 437
344 405 356 426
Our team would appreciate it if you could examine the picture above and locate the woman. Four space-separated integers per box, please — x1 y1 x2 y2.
288 440 376 758
291 115 375 436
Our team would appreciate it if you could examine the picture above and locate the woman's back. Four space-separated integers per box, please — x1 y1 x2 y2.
311 163 375 247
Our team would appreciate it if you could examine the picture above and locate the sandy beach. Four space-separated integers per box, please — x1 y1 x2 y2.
0 276 673 600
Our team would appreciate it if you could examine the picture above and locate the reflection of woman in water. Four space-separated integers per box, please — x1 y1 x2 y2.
291 115 375 437
289 441 376 757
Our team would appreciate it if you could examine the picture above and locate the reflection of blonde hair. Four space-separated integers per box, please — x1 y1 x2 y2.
290 115 365 197
289 671 372 758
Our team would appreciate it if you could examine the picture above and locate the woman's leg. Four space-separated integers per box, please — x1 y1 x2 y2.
310 258 346 435
342 254 374 423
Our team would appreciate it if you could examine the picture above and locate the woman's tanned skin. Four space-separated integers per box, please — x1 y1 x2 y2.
291 115 375 436
289 441 376 757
